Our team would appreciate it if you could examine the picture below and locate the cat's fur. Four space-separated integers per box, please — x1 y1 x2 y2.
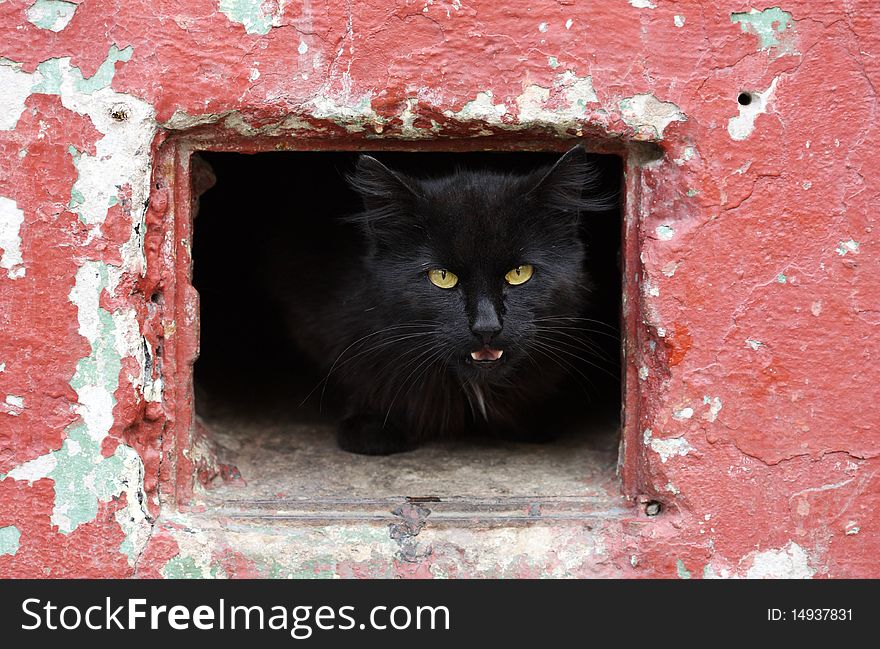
272 145 615 455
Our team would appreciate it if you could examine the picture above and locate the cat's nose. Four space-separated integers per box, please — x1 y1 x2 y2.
471 297 502 343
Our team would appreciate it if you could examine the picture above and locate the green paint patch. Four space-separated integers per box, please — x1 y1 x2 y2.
26 0 77 32
47 424 130 533
547 56 560 69
777 273 787 284
163 555 224 579
0 526 21 556
76 45 133 94
676 559 692 579
731 8 796 55
33 45 132 96
219 0 281 35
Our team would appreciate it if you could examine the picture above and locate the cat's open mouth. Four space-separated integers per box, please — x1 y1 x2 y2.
470 347 504 363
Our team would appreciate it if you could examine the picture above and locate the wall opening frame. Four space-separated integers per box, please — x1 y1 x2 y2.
147 131 659 518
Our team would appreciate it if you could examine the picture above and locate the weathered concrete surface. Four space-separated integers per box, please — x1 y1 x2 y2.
0 1 878 577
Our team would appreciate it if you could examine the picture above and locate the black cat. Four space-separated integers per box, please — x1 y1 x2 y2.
270 145 616 455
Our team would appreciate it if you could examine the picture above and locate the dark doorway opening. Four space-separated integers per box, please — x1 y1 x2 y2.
192 150 623 500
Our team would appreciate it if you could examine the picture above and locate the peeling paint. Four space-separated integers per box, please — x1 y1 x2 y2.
644 429 694 463
25 0 77 32
618 94 685 139
672 407 694 421
745 338 764 350
2 263 150 553
33 47 156 253
5 395 24 409
674 15 685 28
218 0 284 36
676 558 692 579
728 77 779 141
0 526 21 556
745 542 814 579
656 224 675 240
836 239 860 256
702 396 722 422
0 196 25 278
443 72 599 135
731 8 797 55
629 0 656 8
0 59 36 131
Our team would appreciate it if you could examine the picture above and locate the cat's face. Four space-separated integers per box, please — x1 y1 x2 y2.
350 147 608 385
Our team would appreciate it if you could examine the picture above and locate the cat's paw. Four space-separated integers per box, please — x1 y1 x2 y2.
337 413 416 455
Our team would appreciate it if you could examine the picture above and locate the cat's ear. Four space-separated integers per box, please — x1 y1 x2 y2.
528 144 616 214
348 155 419 214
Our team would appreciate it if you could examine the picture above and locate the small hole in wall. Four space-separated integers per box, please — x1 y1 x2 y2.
191 150 624 502
737 92 753 106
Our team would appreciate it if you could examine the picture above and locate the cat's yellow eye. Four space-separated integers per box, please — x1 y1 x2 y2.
505 264 534 286
428 268 459 289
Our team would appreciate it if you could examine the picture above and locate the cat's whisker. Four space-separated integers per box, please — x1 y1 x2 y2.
531 327 619 365
382 343 448 427
301 322 441 407
526 341 597 397
530 337 620 381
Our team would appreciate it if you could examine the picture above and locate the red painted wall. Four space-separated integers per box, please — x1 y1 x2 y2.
0 0 877 578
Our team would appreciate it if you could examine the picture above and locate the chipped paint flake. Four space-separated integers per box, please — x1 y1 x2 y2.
674 15 685 28
745 542 814 579
456 91 507 122
629 0 656 8
26 0 77 32
618 94 685 139
656 224 675 240
728 77 779 141
672 407 694 420
0 526 21 556
517 72 598 124
731 8 797 55
5 394 24 409
650 436 694 463
745 338 764 350
448 72 597 135
0 196 25 278
218 0 284 36
836 239 860 256
703 396 723 422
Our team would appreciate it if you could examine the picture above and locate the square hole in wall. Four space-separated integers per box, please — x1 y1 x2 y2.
190 148 624 510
